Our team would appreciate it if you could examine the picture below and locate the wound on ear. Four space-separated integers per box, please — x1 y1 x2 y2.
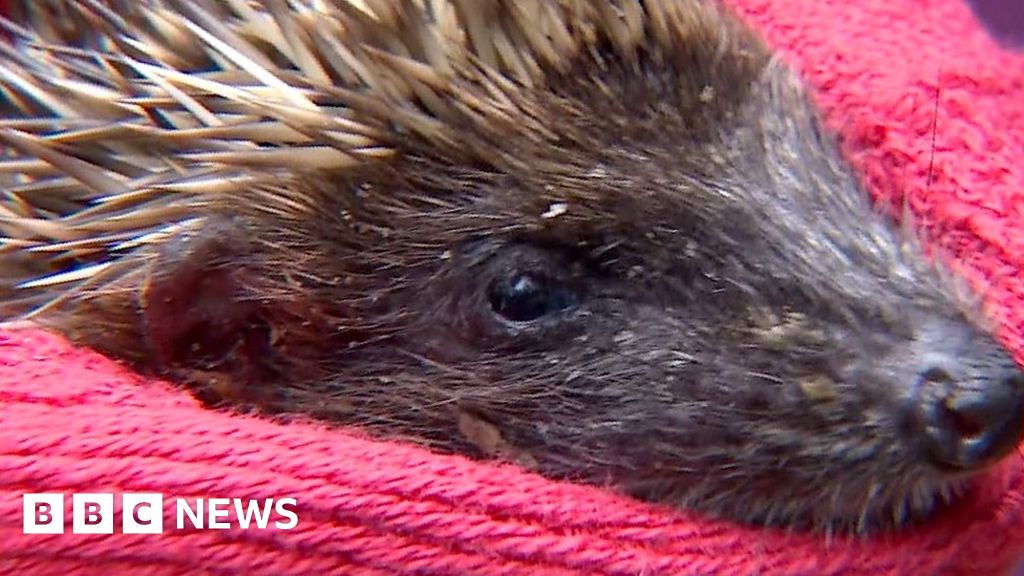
140 217 276 401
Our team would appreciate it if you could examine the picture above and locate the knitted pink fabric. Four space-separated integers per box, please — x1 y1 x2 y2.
2 0 1024 574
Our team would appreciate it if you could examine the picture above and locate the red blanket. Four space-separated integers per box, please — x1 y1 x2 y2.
2 0 1024 574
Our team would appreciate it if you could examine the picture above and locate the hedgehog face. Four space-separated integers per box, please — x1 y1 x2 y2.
128 52 1024 533
3 0 1023 534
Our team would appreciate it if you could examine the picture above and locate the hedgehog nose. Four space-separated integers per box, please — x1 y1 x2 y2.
913 366 1024 471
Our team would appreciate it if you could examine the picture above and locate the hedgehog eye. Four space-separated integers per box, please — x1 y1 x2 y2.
487 271 575 323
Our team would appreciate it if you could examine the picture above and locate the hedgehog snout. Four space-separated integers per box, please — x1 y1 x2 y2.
901 320 1024 472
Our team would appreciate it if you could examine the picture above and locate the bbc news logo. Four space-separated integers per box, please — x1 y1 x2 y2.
23 493 298 534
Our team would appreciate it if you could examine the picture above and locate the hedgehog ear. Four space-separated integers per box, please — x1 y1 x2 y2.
140 216 278 402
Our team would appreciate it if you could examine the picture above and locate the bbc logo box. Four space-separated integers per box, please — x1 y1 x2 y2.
23 493 164 534
22 494 63 534
23 493 297 534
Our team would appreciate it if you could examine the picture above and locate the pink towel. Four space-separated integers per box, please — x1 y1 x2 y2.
2 0 1024 574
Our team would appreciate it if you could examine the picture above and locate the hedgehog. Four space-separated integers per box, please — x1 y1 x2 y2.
0 0 1022 534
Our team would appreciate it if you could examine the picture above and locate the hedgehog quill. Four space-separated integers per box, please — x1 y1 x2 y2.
1 0 1022 534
